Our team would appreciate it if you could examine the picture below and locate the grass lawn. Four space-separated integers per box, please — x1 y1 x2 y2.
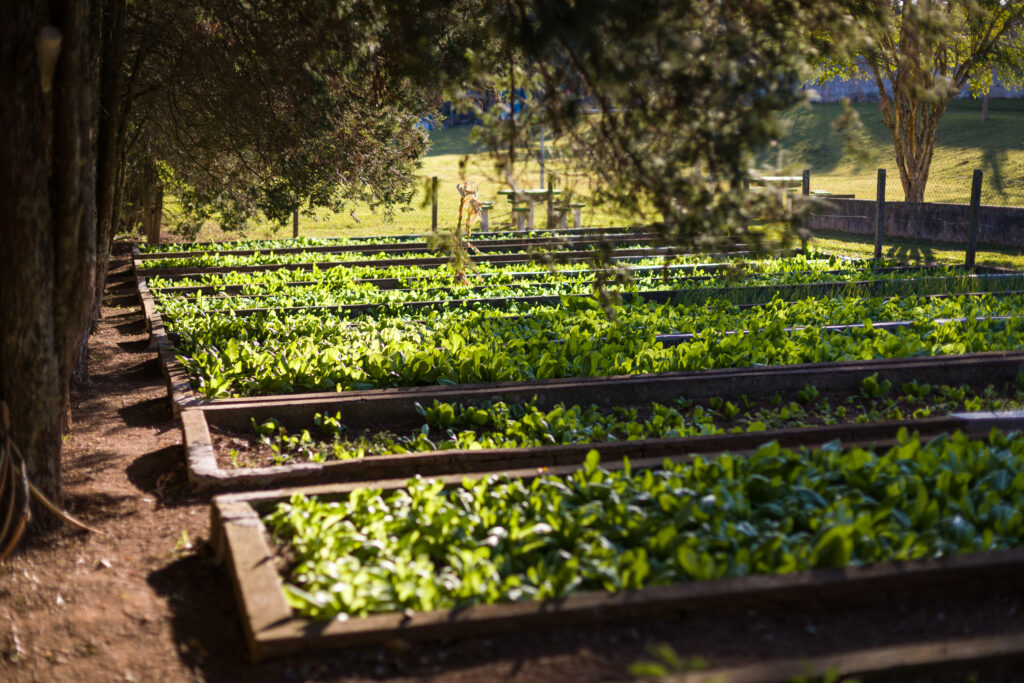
807 229 1024 270
774 98 1024 205
168 97 1023 243
179 126 649 242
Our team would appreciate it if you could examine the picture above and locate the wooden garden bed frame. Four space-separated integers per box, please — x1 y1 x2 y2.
135 245 778 279
134 232 660 261
152 274 1024 320
210 458 1024 662
144 260 765 295
140 250 1024 414
184 404 1024 490
144 262 968 297
134 226 657 259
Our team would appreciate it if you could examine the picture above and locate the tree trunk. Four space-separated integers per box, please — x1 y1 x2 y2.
143 159 162 245
91 0 128 327
0 0 98 511
876 85 949 203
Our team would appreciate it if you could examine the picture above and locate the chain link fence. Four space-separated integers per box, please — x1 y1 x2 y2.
807 169 1024 206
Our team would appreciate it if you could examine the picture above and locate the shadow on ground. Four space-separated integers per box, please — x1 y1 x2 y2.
116 395 173 428
125 445 198 508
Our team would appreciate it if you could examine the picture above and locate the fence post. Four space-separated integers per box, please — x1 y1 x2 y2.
874 169 886 260
292 209 299 238
966 169 983 268
802 169 810 196
546 179 554 229
431 176 438 232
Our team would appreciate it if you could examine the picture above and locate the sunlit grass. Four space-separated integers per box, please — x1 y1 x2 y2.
175 125 652 242
774 98 1024 204
162 98 1024 243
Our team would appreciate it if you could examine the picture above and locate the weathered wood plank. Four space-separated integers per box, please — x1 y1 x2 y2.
190 351 1024 429
187 408 1022 491
684 632 1024 683
208 488 1024 661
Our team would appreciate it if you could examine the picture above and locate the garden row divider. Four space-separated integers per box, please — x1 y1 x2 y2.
146 283 1024 410
134 233 660 261
183 406 1024 491
138 276 197 408
146 262 955 297
210 464 1024 661
158 275 1024 320
137 246 790 280
132 226 657 259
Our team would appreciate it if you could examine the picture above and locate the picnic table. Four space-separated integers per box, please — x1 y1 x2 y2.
497 188 564 203
752 175 804 188
497 188 566 230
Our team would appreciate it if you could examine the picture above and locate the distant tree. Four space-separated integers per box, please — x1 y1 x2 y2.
457 0 857 253
124 0 451 238
0 0 867 531
818 0 1024 202
0 0 474 520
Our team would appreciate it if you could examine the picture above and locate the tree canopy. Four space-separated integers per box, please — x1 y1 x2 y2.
0 0 904 524
818 0 1024 201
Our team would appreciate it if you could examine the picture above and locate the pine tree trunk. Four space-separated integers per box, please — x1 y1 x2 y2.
91 0 128 331
0 0 98 511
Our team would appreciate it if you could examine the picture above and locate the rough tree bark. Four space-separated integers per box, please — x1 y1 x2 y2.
1 1 99 508
92 0 128 322
71 0 130 393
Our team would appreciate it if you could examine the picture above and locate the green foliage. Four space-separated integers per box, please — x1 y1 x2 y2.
169 289 1024 398
244 380 1024 465
263 430 1024 619
127 0 457 235
455 0 862 253
152 258 1004 313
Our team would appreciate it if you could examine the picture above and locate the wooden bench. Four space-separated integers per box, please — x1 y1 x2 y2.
511 206 533 231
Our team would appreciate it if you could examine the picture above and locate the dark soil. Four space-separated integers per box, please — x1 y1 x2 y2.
2 242 1024 682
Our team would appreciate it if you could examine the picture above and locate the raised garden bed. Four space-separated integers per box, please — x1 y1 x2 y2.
135 226 657 257
153 274 1024 319
147 284 1024 405
135 233 660 261
136 245 775 279
141 242 1024 410
145 257 834 293
180 356 1024 489
211 429 1024 660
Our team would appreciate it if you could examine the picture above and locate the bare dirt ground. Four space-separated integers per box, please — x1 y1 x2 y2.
2 244 1024 682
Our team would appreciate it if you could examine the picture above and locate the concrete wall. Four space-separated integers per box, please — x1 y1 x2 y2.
806 198 1024 249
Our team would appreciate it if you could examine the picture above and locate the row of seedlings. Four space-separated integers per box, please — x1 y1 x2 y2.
135 236 1024 667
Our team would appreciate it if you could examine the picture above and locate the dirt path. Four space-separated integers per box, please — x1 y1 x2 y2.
3 244 1024 682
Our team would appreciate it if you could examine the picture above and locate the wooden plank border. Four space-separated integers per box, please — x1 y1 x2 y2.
211 481 1024 662
137 226 656 259
683 632 1024 683
184 406 1024 491
138 275 201 411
